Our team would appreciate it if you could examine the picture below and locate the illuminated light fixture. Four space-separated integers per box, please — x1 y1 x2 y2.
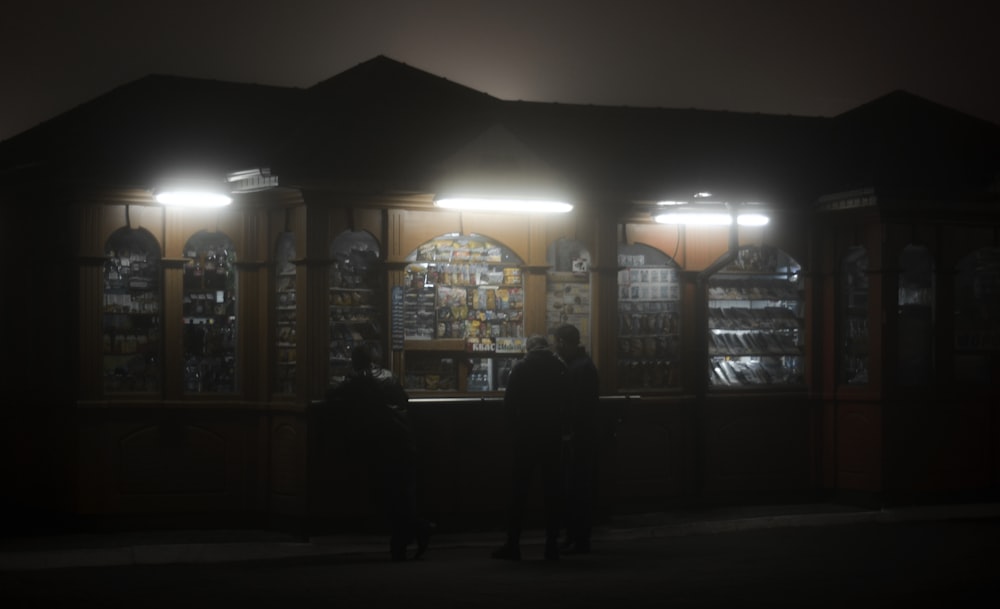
653 210 771 226
153 176 233 207
653 195 770 227
154 189 233 207
736 213 770 227
655 211 733 225
434 196 573 213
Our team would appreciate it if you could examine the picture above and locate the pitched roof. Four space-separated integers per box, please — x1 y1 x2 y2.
1 56 997 208
0 74 303 188
826 90 1000 199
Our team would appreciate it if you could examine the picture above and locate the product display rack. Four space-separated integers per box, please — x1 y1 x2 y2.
841 247 869 386
401 234 525 392
273 233 297 394
616 245 682 389
707 246 805 388
328 230 384 386
181 232 237 393
103 229 162 393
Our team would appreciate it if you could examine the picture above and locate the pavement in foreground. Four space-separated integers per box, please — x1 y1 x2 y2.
2 503 999 608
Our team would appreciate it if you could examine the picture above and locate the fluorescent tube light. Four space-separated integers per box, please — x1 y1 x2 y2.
154 190 233 207
434 197 573 213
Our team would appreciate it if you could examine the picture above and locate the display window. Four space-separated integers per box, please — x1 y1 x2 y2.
840 246 869 385
329 230 384 385
182 230 237 393
401 233 525 392
273 232 297 394
896 245 934 386
617 243 682 390
103 227 162 393
708 246 804 388
546 238 592 351
953 247 1000 385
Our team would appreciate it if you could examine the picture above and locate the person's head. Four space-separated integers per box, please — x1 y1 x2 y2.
525 334 549 352
553 324 581 359
351 344 374 374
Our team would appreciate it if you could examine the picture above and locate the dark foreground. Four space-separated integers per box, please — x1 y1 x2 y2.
3 519 998 608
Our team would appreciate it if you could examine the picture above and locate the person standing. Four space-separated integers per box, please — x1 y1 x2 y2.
492 335 569 561
553 323 600 554
325 345 433 561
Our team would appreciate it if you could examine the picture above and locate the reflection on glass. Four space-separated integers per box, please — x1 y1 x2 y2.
103 227 162 393
182 231 237 393
897 245 934 386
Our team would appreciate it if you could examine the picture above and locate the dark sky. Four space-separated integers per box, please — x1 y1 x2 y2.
3 0 999 142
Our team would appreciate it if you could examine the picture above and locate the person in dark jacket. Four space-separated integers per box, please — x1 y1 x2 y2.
553 323 600 554
492 335 569 561
325 345 432 561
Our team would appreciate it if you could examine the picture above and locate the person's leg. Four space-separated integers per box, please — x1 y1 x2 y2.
541 448 565 560
493 448 530 560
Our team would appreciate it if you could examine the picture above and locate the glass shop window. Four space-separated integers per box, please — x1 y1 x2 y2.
103 227 162 393
273 232 297 395
840 246 869 385
546 238 592 351
402 233 525 392
707 246 804 389
329 230 384 386
617 243 682 390
953 247 1000 386
182 231 237 393
896 245 934 386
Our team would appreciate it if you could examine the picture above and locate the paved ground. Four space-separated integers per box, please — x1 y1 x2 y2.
2 503 999 608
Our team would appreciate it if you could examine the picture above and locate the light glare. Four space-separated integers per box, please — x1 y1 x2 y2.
654 212 733 225
737 213 770 226
155 190 233 207
434 197 573 213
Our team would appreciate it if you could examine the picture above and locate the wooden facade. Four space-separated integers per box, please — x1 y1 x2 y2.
1 57 997 535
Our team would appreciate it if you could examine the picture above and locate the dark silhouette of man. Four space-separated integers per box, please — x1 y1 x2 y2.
325 345 432 561
553 323 600 554
492 335 568 561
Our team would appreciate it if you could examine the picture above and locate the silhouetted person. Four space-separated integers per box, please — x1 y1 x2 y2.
553 323 600 554
492 335 569 561
325 345 432 561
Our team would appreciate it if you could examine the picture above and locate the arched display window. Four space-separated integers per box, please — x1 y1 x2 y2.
617 243 681 390
954 247 1000 385
546 238 592 351
402 233 524 392
273 232 297 394
182 231 237 393
103 227 162 393
329 230 383 385
707 245 804 388
897 245 934 386
840 246 869 385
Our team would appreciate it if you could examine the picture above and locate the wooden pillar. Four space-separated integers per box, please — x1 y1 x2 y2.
589 200 621 394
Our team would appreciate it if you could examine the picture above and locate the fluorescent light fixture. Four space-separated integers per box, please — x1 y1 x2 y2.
154 190 233 207
655 211 733 225
736 213 770 227
434 197 573 213
653 211 770 226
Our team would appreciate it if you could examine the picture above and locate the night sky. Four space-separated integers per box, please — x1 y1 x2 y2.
3 0 999 142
